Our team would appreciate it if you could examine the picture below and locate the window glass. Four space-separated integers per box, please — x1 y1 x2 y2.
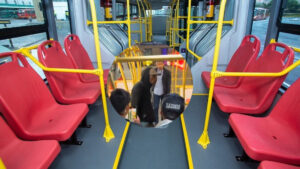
278 32 300 85
280 0 300 25
117 3 124 16
251 0 272 55
0 33 47 79
53 0 71 45
152 6 170 16
0 0 45 29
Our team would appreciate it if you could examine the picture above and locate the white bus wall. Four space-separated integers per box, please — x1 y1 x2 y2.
71 0 114 70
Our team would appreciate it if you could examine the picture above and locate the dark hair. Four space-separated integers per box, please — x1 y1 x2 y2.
110 88 130 116
161 93 185 120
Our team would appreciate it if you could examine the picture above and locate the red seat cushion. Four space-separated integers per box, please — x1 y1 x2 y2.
0 52 88 141
202 35 260 88
214 43 294 114
258 161 300 169
64 34 109 84
229 78 300 165
0 117 60 169
38 40 101 104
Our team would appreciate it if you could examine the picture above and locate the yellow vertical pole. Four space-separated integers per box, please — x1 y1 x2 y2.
175 60 179 94
146 1 152 41
140 0 148 41
126 0 132 48
197 0 228 149
136 0 143 42
0 158 6 169
118 62 129 91
175 0 180 47
89 0 115 142
182 60 187 100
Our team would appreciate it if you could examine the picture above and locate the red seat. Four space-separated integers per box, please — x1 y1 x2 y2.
64 34 109 84
202 35 260 88
38 40 101 104
258 161 300 169
0 117 60 169
214 43 294 114
0 52 88 141
229 78 300 165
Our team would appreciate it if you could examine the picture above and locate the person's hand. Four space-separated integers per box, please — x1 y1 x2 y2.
134 116 140 124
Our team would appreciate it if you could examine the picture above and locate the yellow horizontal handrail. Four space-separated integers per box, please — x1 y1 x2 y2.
190 19 234 25
213 58 300 78
114 55 183 62
87 20 127 25
178 16 204 19
15 47 99 75
270 39 300 53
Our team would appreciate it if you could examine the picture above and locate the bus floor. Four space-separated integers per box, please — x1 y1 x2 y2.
49 95 260 169
49 98 127 169
185 95 259 169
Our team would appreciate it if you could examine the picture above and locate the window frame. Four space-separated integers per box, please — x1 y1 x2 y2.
0 0 49 40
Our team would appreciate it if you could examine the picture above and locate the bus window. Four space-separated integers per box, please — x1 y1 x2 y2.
277 0 300 86
280 0 300 25
251 0 273 55
52 0 72 46
0 0 44 29
278 33 300 85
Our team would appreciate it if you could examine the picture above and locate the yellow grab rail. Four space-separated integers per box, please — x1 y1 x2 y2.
213 58 300 78
0 158 5 169
186 0 202 61
197 0 228 149
114 55 183 62
186 2 234 61
112 122 130 169
270 39 300 53
89 0 116 142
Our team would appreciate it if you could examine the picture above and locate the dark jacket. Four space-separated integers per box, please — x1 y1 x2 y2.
131 67 155 123
155 67 171 96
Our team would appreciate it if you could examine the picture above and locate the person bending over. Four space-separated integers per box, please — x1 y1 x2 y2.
131 67 158 126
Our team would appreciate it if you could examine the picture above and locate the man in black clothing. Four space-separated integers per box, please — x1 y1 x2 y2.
153 61 171 123
131 67 158 125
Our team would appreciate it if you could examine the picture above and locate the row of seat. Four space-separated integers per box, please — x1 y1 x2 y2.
0 34 108 169
202 35 300 167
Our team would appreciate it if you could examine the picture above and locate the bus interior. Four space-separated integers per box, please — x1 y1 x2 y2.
0 0 300 169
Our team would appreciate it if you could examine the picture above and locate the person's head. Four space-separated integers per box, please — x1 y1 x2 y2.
156 61 165 70
149 67 158 85
161 93 185 120
110 88 130 117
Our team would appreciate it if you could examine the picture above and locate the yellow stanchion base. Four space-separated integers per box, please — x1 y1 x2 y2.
197 130 210 149
103 125 115 142
0 158 6 169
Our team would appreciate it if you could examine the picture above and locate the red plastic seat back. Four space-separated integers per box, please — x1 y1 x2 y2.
226 35 260 73
0 117 17 149
240 43 294 108
270 78 300 131
64 34 98 82
38 40 81 96
0 52 56 131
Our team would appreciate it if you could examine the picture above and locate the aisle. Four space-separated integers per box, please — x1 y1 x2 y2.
118 119 188 169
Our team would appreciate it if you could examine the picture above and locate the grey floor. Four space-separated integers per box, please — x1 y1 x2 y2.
50 98 127 169
49 95 259 169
